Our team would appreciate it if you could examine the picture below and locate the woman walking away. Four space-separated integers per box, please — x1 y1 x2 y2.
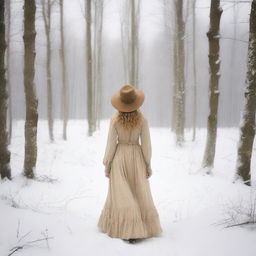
97 85 163 244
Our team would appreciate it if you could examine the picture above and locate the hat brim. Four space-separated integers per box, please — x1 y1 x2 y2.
111 88 145 112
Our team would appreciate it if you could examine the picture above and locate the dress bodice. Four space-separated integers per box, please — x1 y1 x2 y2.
115 122 141 145
102 111 152 173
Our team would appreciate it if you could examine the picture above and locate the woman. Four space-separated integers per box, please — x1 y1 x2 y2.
97 85 163 244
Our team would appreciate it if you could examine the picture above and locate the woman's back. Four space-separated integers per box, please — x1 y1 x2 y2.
97 85 162 241
113 111 144 144
103 111 152 174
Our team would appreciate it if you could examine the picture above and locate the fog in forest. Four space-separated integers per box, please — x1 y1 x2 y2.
9 0 251 127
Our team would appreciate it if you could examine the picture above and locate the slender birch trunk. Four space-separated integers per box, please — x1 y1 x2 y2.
172 32 178 132
174 0 185 145
120 0 130 83
42 0 54 141
130 0 140 87
94 0 104 130
192 0 197 141
60 0 68 140
85 0 94 136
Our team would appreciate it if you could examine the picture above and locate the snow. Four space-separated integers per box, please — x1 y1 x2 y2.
0 120 256 256
213 34 221 39
215 58 221 65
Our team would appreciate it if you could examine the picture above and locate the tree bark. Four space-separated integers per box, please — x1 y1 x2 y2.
202 0 222 172
42 0 54 142
0 0 11 180
174 0 185 145
130 0 139 87
235 0 256 186
60 0 68 140
120 0 129 83
171 25 178 132
120 0 139 87
85 0 94 136
192 0 197 141
6 0 12 145
23 0 38 179
94 0 104 130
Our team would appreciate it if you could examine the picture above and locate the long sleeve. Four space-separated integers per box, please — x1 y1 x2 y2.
103 116 118 173
140 117 152 174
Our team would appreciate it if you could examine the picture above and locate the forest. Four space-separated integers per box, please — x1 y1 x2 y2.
0 0 256 255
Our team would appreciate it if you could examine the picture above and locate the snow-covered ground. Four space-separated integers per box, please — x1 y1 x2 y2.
0 120 256 256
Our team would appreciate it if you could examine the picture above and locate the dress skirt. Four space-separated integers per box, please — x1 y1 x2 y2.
97 143 163 239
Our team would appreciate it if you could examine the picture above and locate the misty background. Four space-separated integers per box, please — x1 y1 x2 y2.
9 0 251 127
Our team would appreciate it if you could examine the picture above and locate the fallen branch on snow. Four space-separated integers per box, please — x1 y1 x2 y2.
8 236 54 256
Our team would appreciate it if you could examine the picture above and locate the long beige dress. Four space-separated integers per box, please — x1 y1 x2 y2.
97 111 163 239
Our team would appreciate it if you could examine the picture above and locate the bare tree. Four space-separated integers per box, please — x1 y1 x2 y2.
174 0 185 146
162 0 177 132
192 0 197 141
59 0 68 140
85 0 94 136
120 0 130 83
228 0 239 125
235 0 256 186
130 0 140 87
0 0 11 180
172 35 178 132
120 0 140 87
5 0 12 144
83 0 104 136
41 0 54 142
94 0 104 130
201 0 222 173
23 0 38 179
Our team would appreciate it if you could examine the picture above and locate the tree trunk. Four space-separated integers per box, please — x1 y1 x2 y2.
6 0 12 145
235 0 256 186
0 0 11 180
228 0 239 126
120 0 129 83
120 0 139 87
60 0 68 140
192 0 197 141
23 0 38 179
171 26 178 132
85 0 94 136
130 0 139 87
94 0 104 130
42 0 54 142
175 0 185 145
201 0 222 172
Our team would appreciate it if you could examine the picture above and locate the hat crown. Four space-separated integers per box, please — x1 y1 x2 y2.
120 85 136 104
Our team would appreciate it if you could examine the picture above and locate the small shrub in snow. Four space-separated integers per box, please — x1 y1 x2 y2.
219 189 256 228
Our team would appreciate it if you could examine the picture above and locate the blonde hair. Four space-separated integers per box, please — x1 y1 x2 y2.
117 109 142 129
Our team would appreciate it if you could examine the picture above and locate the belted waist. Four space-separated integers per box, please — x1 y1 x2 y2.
117 140 140 145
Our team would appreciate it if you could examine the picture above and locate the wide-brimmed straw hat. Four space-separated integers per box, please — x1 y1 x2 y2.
111 85 145 112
